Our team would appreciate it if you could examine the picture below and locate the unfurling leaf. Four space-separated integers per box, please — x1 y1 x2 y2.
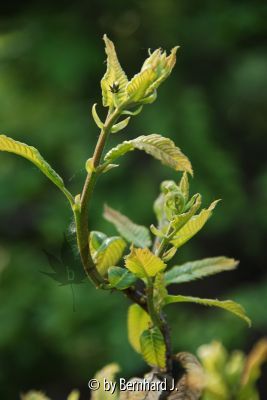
103 205 152 248
111 116 130 133
125 247 166 279
128 304 151 353
108 266 137 290
104 134 192 174
140 327 166 369
92 236 127 276
92 363 120 400
0 134 73 205
165 295 251 326
171 200 220 249
165 257 239 285
92 103 104 129
101 35 128 108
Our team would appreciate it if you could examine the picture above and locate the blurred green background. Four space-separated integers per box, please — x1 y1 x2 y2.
0 1 266 398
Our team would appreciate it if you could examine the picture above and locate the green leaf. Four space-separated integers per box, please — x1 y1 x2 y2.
104 134 192 174
94 237 127 276
92 363 120 400
108 266 137 290
111 116 130 133
179 172 189 203
165 295 251 326
103 205 152 248
125 247 166 279
21 392 51 400
92 103 104 129
140 327 166 369
101 35 128 108
128 304 151 353
0 134 73 205
153 273 168 311
89 231 108 254
121 106 143 116
170 200 220 249
165 257 239 285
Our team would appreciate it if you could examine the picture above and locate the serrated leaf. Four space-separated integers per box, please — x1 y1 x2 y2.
165 257 238 285
103 205 152 248
140 327 166 369
125 247 166 279
165 295 251 326
101 35 128 108
108 266 137 290
92 363 120 400
111 116 130 133
94 237 127 276
0 134 73 205
104 134 192 174
128 304 151 353
170 200 220 249
126 68 157 102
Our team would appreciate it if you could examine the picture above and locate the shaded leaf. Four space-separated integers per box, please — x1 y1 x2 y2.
108 266 137 290
165 257 238 285
103 205 152 248
140 327 166 369
128 304 151 353
165 295 251 326
0 134 73 205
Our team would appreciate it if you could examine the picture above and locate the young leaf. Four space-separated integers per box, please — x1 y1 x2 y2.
108 266 137 290
179 172 189 203
121 106 143 116
126 68 157 102
170 200 220 249
91 103 104 129
153 273 168 311
0 135 73 205
140 327 166 370
241 339 267 389
165 295 251 326
128 304 151 353
165 257 239 285
92 363 120 400
125 247 166 279
89 231 108 254
110 116 130 133
67 391 80 400
101 35 128 108
94 237 127 276
104 134 192 174
103 205 152 248
21 392 51 400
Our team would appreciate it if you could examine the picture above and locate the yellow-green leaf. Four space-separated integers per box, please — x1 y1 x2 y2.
92 363 120 400
165 295 251 326
170 200 220 249
108 266 137 290
128 304 151 353
101 35 128 108
126 68 157 102
140 327 166 370
21 392 51 400
165 257 239 285
104 134 192 174
67 391 80 400
125 247 166 279
94 237 126 276
103 205 152 248
0 134 73 205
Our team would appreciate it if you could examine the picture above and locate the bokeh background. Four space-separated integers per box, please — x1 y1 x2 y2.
0 1 267 398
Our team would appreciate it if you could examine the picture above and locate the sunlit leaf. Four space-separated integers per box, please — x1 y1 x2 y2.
165 257 238 285
67 391 80 400
108 266 137 290
104 134 192 174
101 35 128 108
165 295 251 326
92 103 104 129
94 236 127 276
0 134 73 205
125 247 166 279
128 304 151 353
103 205 152 248
170 200 220 249
92 363 120 400
110 116 130 133
140 327 166 369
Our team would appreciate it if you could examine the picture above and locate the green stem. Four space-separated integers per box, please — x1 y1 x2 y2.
155 224 174 258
